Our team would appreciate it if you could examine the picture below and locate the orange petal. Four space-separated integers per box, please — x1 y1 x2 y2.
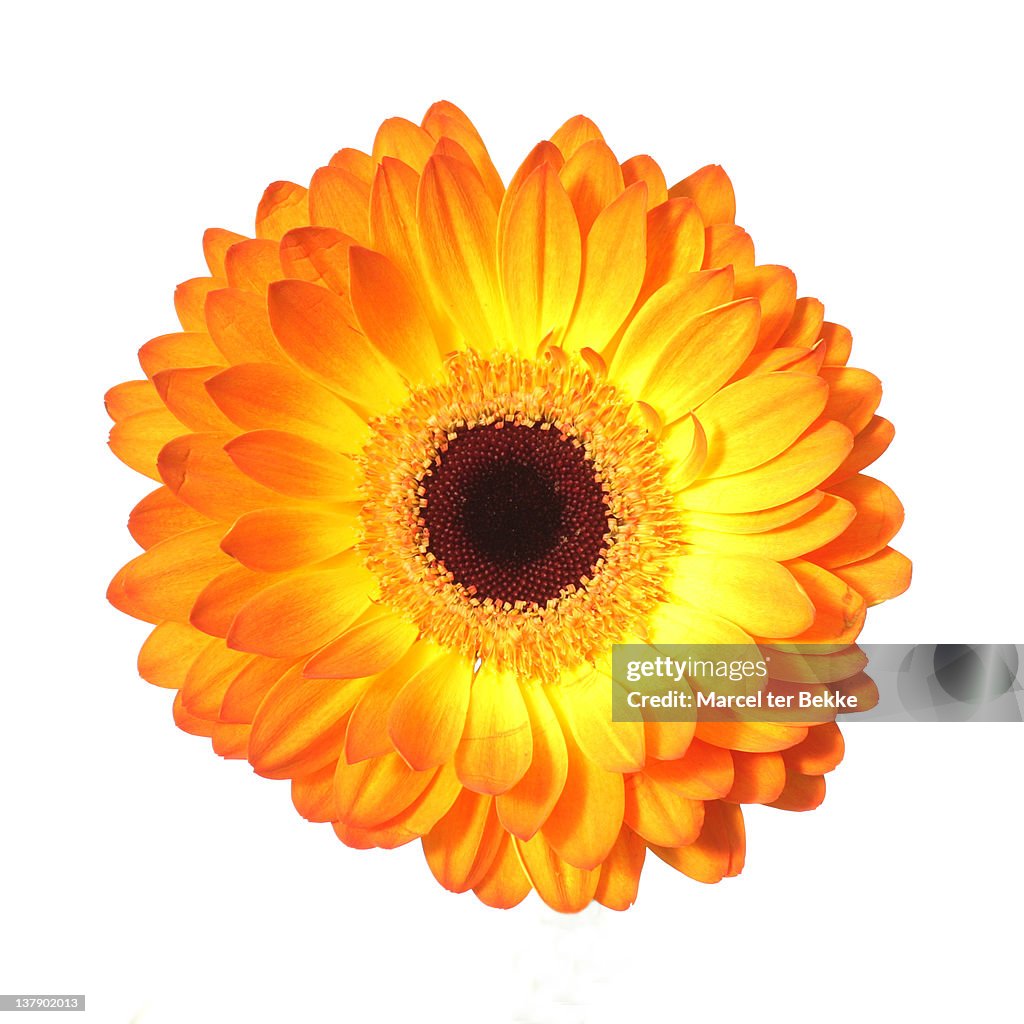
455 662 532 795
203 227 246 278
292 762 338 822
650 801 745 883
778 296 825 348
224 238 281 294
417 154 502 350
703 224 754 271
109 407 184 481
110 524 231 624
138 621 212 689
638 198 705 305
594 828 646 910
212 722 251 760
205 362 369 453
304 611 419 680
174 277 219 332
388 650 473 771
422 788 502 893
343 646 434 764
249 665 367 778
769 772 826 812
548 114 605 158
472 833 532 909
641 740 735 800
105 379 162 421
221 506 359 571
808 474 904 568
820 366 883 436
267 279 406 410
495 683 568 840
333 751 437 829
138 331 224 378
223 429 361 499
348 245 442 378
633 298 760 420
780 560 866 644
622 155 668 206
514 832 600 913
831 545 912 606
783 722 845 775
696 720 808 754
541 727 624 870
643 720 697 761
158 432 294 519
279 226 354 295
669 164 735 225
308 166 370 246
328 147 375 182
205 287 285 364
823 415 895 487
372 116 435 171
561 182 647 354
368 158 423 297
820 321 853 365
190 563 272 639
421 101 505 209
559 140 625 235
180 640 252 719
255 180 309 239
735 265 797 351
220 655 297 724
227 554 377 659
725 751 787 804
498 164 581 355
624 771 704 847
172 690 215 738
151 366 235 433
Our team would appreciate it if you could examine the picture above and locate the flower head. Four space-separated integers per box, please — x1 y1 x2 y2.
107 102 910 911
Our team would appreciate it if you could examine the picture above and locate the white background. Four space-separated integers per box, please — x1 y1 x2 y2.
3 1 1022 1021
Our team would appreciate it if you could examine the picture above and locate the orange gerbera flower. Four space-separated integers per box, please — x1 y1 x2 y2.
107 101 910 912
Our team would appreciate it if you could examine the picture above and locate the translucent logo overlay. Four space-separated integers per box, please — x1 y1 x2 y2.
610 645 1023 722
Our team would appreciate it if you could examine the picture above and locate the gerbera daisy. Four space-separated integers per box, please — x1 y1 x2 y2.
107 101 910 912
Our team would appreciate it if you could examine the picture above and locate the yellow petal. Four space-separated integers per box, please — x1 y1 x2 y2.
498 163 580 356
622 154 668 206
679 420 853 513
422 788 502 893
561 182 647 354
304 610 419 680
472 832 532 909
638 299 761 421
455 662 533 795
638 198 705 305
668 164 736 225
696 371 829 477
668 553 815 638
388 650 473 771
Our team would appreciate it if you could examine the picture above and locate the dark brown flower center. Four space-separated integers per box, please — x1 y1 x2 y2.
419 422 613 606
